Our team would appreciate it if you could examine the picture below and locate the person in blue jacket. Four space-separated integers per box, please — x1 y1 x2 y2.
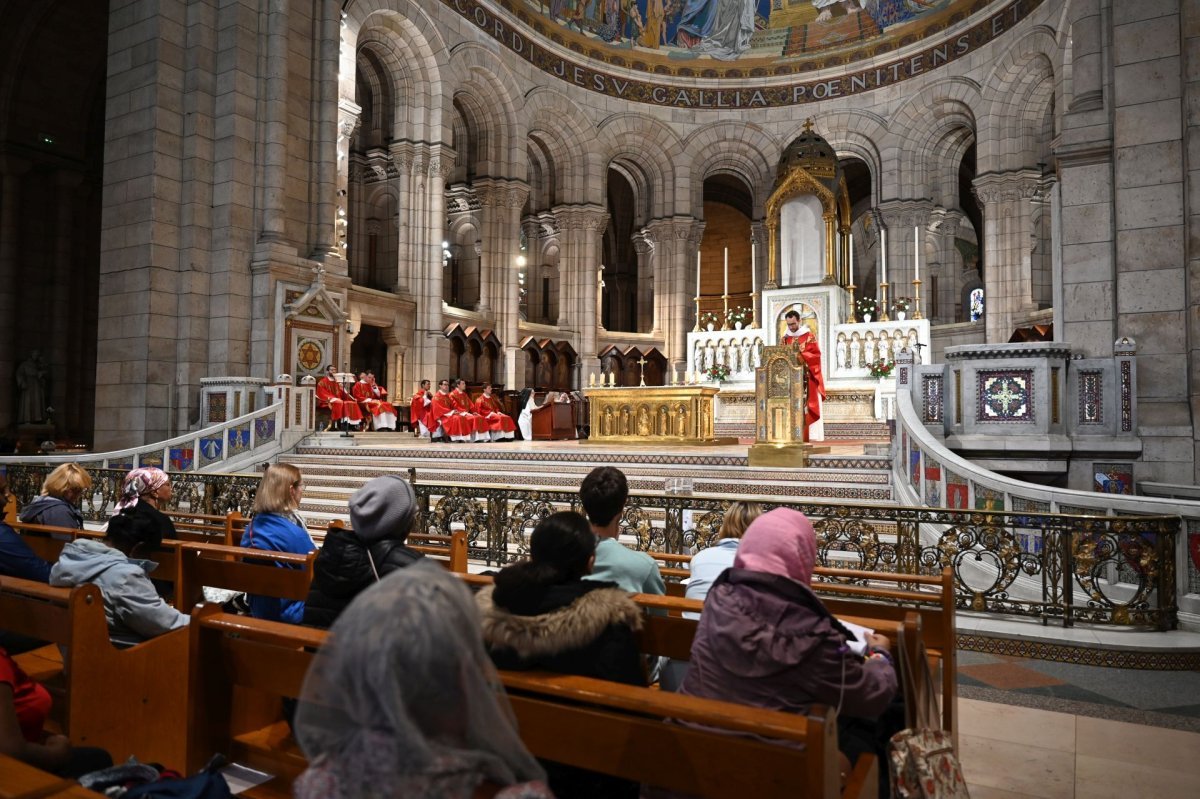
0 475 51 583
241 463 315 623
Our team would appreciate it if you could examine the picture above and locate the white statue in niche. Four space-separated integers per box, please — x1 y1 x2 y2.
849 336 861 370
863 335 876 367
835 337 846 370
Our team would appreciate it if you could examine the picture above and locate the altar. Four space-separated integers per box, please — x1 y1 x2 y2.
584 385 731 445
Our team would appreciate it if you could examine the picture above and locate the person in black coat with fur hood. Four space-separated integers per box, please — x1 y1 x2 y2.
477 510 644 799
302 474 423 629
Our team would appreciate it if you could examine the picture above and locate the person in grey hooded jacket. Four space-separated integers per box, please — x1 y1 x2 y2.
18 463 92 531
49 511 188 644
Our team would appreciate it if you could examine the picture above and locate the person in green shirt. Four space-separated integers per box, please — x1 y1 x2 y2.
579 467 664 596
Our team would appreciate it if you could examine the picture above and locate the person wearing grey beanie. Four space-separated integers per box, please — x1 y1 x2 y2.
303 475 424 629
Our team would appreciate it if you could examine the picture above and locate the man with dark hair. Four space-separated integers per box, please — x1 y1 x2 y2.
783 308 826 441
579 466 664 595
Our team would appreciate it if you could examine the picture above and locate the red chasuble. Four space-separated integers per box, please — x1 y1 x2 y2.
782 330 825 439
473 393 516 434
316 376 363 424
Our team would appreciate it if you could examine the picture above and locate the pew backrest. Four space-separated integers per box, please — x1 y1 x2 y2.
175 541 315 615
185 607 873 798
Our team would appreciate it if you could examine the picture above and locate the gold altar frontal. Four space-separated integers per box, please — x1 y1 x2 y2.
584 385 735 445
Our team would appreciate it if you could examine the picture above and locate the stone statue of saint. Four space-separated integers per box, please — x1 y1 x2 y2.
16 350 48 425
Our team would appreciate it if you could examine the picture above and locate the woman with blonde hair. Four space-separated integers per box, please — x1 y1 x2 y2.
685 500 764 606
240 463 314 623
19 464 92 530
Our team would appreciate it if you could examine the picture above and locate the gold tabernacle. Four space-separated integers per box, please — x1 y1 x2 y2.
584 385 734 445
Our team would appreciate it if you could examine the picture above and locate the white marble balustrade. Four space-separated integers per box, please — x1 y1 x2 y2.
830 319 931 379
686 327 765 383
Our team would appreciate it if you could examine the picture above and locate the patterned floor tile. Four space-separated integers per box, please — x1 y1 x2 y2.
958 662 1067 690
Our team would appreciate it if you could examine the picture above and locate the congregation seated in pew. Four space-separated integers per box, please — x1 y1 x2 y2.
580 466 665 596
49 510 188 644
113 467 178 543
479 510 645 799
294 561 553 799
680 508 902 798
303 474 424 629
0 475 52 583
241 463 315 624
18 463 92 532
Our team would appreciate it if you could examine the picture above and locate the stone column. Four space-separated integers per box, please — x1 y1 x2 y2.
632 232 654 333
95 0 189 449
336 101 362 268
554 205 608 383
645 216 702 372
522 218 543 322
311 0 340 258
476 179 529 386
411 147 453 383
259 0 289 243
750 220 766 325
972 170 1040 343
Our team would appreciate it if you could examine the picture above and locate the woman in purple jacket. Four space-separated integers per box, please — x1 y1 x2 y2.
679 508 900 796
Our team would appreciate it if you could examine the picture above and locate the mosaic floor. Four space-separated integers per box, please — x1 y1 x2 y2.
957 650 1200 734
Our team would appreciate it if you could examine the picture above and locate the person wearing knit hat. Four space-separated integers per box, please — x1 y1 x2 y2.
303 475 424 629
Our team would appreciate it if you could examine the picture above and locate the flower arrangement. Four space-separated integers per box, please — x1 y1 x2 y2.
726 306 751 327
893 297 914 313
706 364 730 381
699 311 720 330
867 358 895 379
855 297 878 319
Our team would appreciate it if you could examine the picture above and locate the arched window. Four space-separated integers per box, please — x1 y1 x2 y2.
969 288 984 322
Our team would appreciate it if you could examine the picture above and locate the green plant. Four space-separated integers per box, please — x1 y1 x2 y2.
705 364 730 381
867 358 894 379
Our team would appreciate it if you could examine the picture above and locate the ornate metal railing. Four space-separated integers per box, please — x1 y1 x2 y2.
6 466 260 522
410 481 1178 630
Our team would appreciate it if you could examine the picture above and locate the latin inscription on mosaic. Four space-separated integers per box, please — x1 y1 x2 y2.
445 0 1043 106
976 369 1033 423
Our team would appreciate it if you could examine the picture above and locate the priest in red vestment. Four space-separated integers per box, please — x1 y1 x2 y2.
410 379 432 437
472 383 516 440
428 379 479 441
451 380 489 440
316 365 363 429
351 372 398 431
781 309 825 441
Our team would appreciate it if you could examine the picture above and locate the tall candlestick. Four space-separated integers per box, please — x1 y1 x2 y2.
696 249 701 297
723 247 729 296
913 225 920 281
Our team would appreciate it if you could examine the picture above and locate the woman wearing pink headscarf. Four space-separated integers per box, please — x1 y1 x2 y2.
679 508 899 795
111 467 177 541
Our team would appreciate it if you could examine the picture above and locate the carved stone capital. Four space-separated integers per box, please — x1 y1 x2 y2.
552 204 609 232
971 170 1042 205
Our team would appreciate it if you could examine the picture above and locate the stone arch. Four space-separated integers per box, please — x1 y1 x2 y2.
978 27 1061 173
597 113 685 218
446 43 525 179
523 87 601 206
683 122 777 218
888 78 982 199
349 7 448 145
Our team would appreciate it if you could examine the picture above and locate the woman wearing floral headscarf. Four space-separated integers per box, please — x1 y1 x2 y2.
111 467 176 541
294 560 552 799
679 508 899 795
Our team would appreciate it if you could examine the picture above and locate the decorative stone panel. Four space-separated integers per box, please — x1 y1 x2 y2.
976 369 1034 423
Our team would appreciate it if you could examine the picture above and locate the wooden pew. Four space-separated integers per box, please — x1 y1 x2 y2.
185 607 877 798
0 576 189 769
13 522 182 596
175 542 316 616
0 754 108 799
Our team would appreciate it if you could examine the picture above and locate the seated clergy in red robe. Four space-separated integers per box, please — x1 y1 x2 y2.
410 379 433 436
352 372 398 431
472 383 516 440
316 365 363 427
428 380 477 442
451 380 490 440
781 309 826 441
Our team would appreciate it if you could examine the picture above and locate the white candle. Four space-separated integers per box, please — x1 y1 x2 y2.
751 240 757 293
914 226 920 281
723 247 729 296
696 249 701 297
880 228 887 284
849 233 854 284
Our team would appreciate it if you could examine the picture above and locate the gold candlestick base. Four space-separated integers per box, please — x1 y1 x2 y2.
693 296 701 332
847 283 858 323
911 278 925 320
878 281 891 322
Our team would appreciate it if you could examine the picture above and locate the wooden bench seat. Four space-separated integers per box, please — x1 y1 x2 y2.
0 576 188 769
0 754 107 799
186 607 877 798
